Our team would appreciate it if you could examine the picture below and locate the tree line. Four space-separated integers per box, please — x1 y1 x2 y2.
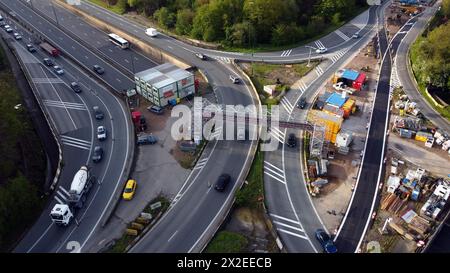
101 0 367 47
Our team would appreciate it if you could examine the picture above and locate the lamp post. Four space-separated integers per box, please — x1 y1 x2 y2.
305 46 316 67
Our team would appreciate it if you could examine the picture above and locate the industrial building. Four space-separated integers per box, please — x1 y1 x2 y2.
134 63 195 107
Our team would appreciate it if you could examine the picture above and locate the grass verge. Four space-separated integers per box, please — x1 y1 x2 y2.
235 148 263 209
205 231 248 253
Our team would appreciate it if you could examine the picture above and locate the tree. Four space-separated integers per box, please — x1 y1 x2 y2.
175 8 195 35
443 0 450 17
154 7 176 29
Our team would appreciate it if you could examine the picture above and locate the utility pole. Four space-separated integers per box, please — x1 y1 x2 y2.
305 46 315 67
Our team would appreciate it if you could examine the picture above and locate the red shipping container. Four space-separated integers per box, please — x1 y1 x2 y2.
132 111 141 124
352 73 366 91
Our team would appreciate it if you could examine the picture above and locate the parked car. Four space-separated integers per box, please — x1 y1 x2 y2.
315 229 338 253
215 174 231 192
229 75 239 84
122 179 137 200
93 106 104 120
26 44 36 53
70 82 82 93
297 98 307 109
287 133 297 147
316 47 328 54
92 146 103 163
137 134 157 145
53 66 64 75
97 126 107 141
4 25 13 33
0 21 6 28
43 58 54 66
13 32 22 40
195 52 207 60
139 115 147 131
147 105 164 115
93 65 105 75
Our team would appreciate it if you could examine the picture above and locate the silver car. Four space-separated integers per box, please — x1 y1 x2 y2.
97 126 107 141
53 66 64 75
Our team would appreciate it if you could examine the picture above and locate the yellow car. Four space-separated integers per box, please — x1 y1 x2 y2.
122 179 137 200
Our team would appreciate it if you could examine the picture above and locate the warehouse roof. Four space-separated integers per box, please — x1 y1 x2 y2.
135 63 192 89
326 92 348 108
342 69 360 81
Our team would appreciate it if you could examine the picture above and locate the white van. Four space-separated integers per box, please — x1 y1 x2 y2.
145 28 158 37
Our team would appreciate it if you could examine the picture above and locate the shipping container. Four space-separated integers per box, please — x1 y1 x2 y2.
415 131 433 142
352 73 366 91
342 99 356 118
399 128 414 138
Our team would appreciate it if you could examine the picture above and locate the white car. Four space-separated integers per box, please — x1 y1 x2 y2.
53 66 64 75
97 126 107 141
333 82 347 91
145 28 158 37
13 32 22 40
4 25 13 33
316 47 327 54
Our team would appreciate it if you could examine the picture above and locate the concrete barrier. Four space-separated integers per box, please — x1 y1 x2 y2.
55 0 191 70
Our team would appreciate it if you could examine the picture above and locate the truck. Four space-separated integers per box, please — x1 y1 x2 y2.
40 42 60 57
49 166 95 226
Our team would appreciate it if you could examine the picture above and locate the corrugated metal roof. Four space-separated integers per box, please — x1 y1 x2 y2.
326 92 348 108
135 63 192 89
342 69 360 81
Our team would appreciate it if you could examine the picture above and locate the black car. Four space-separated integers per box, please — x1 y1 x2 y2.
147 105 164 115
92 146 103 163
297 98 307 109
93 106 104 120
70 82 82 93
315 229 337 253
26 44 37 53
93 65 105 75
43 58 54 66
287 133 297 147
139 115 147 131
215 174 231 192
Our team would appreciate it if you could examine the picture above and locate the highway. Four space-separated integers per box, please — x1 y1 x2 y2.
0 9 133 253
394 2 449 133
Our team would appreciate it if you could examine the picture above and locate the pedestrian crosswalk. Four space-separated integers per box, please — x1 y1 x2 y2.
60 135 92 151
43 99 87 111
33 78 65 84
268 127 285 144
390 64 402 89
280 97 294 114
334 29 350 41
294 80 308 93
330 48 349 63
270 213 308 240
264 161 286 185
315 65 324 77
54 186 70 205
209 126 222 140
280 49 292 57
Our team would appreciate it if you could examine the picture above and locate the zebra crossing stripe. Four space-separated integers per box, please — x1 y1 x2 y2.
281 97 294 113
277 228 308 240
315 40 325 49
58 186 70 196
43 100 87 111
264 161 286 184
270 213 300 225
281 49 292 57
315 66 324 76
193 157 209 170
335 29 350 41
54 196 64 204
61 135 91 151
269 128 285 144
273 220 304 232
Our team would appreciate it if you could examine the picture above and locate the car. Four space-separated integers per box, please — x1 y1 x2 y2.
53 66 64 75
97 126 107 141
297 98 307 109
147 105 164 115
0 15 3 21
315 229 338 253
122 179 137 200
229 75 239 84
93 106 104 120
13 32 22 40
70 82 82 93
287 133 297 148
145 27 158 37
26 44 36 53
93 65 105 75
92 146 103 163
43 58 54 66
0 21 5 28
195 52 207 60
4 25 13 33
333 81 347 91
215 174 231 192
315 47 328 54
137 134 157 145
352 33 360 39
139 115 147 131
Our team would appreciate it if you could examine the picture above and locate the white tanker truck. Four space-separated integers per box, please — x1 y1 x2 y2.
50 166 95 226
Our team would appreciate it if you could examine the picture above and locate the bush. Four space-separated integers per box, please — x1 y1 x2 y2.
235 149 263 208
205 231 248 253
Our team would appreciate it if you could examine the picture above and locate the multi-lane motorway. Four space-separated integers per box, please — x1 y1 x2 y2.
5 0 442 254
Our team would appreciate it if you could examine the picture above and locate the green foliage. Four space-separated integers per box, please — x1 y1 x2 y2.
235 149 263 208
205 231 248 253
90 0 367 48
443 0 450 17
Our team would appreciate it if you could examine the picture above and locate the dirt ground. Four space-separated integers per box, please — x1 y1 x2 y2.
385 2 414 39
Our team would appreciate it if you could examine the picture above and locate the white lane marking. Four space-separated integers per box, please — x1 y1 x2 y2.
273 220 304 232
335 29 350 41
59 186 70 196
60 135 92 150
168 230 178 242
270 213 301 225
281 49 292 57
264 161 286 184
32 78 65 84
277 228 308 240
26 222 54 253
280 97 294 114
54 196 64 204
43 100 87 111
